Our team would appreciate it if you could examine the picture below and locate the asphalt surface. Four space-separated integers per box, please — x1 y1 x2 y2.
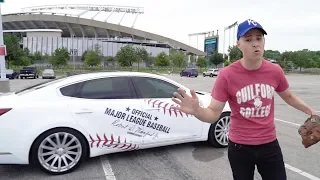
0 73 319 180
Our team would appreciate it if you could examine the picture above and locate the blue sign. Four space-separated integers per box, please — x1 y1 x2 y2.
204 37 218 57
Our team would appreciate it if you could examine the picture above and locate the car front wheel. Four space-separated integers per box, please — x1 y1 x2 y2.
207 112 231 148
30 128 88 175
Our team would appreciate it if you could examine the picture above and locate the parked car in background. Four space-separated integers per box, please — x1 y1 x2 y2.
19 66 39 79
42 69 56 79
180 68 198 77
0 69 19 79
203 68 219 77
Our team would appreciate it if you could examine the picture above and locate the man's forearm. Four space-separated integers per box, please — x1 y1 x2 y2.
193 107 222 123
284 94 315 115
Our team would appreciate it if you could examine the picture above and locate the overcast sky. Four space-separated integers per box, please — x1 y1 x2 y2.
1 0 319 53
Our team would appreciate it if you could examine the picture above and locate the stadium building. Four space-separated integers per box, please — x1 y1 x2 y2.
2 4 206 66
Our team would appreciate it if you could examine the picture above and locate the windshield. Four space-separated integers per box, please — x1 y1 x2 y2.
23 67 35 70
15 76 67 94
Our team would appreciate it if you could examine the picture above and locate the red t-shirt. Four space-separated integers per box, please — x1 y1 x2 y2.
211 59 289 145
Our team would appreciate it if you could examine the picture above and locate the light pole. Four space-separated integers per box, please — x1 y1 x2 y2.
71 33 75 71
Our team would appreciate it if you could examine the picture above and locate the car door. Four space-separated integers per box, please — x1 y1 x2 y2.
130 76 203 146
63 76 144 154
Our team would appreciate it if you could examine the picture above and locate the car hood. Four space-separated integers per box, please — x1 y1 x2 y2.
195 90 231 112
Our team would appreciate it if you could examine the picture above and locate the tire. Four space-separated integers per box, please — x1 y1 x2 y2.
207 112 231 148
30 128 88 175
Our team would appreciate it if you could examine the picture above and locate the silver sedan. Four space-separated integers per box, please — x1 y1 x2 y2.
42 69 56 79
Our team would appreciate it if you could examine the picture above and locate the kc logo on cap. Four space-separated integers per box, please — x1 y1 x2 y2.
247 19 258 26
237 19 267 40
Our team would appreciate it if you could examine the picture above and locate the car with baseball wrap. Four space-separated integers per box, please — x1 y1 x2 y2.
0 72 231 175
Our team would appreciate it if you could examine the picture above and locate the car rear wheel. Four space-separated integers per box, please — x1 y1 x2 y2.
30 128 88 175
207 112 230 148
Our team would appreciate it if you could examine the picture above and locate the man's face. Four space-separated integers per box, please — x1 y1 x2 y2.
237 28 265 61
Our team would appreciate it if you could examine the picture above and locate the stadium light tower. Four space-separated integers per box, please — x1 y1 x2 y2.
223 21 238 60
188 31 216 49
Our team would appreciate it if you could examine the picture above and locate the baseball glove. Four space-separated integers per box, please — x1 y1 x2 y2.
298 114 320 148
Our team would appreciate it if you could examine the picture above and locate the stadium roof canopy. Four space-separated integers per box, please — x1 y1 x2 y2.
2 11 206 56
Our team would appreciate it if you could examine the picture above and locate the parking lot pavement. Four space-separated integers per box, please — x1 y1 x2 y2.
8 78 54 92
0 73 319 180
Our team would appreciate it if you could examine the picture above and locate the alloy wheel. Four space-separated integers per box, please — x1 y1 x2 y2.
37 132 82 173
214 116 230 146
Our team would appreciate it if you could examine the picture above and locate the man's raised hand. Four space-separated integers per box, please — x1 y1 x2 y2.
171 88 201 115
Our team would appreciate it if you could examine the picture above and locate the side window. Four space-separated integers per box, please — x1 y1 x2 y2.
79 77 133 99
132 77 179 98
60 83 81 97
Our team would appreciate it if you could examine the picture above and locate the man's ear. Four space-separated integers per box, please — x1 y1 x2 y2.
236 40 241 50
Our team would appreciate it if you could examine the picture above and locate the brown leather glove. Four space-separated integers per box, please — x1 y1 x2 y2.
298 115 320 148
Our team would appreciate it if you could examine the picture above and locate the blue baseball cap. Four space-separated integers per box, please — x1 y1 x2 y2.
237 19 267 40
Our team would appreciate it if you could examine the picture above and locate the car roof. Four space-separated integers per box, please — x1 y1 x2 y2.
50 71 188 89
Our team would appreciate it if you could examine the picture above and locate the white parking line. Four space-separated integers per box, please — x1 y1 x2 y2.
285 164 320 180
275 118 320 180
100 156 117 180
275 118 301 126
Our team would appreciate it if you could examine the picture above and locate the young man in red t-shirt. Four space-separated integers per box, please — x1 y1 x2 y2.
172 19 316 180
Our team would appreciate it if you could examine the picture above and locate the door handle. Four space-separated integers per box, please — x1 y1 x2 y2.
75 111 93 114
75 108 93 114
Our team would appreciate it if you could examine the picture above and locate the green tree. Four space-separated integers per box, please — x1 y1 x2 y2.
264 50 281 60
209 51 224 67
50 48 69 67
196 57 207 68
136 47 149 69
4 34 26 66
81 50 88 61
145 53 155 67
84 44 103 66
228 45 242 62
170 49 186 68
105 56 115 66
154 52 170 67
84 50 102 66
31 51 43 64
224 60 232 67
116 45 138 66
